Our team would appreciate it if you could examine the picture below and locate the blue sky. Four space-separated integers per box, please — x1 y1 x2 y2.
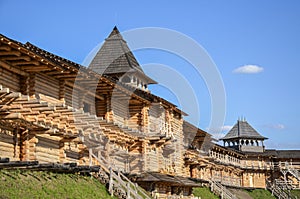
1 1 300 149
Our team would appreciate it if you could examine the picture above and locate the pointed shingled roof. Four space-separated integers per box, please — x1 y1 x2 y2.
220 119 267 140
88 26 156 84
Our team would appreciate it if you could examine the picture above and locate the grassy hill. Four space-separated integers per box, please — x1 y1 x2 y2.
1 169 299 199
291 189 300 198
193 186 284 199
0 170 116 199
245 189 275 199
192 187 219 199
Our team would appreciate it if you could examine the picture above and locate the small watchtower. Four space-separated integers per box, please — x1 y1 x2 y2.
89 26 157 91
220 118 268 152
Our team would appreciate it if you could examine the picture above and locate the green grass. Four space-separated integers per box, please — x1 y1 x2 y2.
291 189 300 198
192 187 219 199
0 170 116 199
246 189 275 199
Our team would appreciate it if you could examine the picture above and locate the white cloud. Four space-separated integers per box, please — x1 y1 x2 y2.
264 124 285 130
212 133 226 140
233 65 264 74
207 125 233 140
221 125 233 131
273 124 285 130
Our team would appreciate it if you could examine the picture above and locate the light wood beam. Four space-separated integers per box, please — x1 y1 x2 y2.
0 60 29 76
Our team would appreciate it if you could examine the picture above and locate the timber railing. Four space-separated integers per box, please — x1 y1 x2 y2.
279 161 300 182
266 180 297 199
89 149 152 199
208 179 238 199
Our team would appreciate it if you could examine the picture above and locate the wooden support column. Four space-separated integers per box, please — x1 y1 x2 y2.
20 76 29 95
28 73 35 97
19 129 29 161
141 140 149 171
27 133 38 161
59 80 65 102
78 142 86 165
78 93 86 110
141 105 149 133
59 140 65 163
165 109 172 137
104 138 111 163
105 94 113 122
12 129 19 159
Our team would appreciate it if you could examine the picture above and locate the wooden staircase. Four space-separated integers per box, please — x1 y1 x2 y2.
208 179 238 199
266 180 296 199
89 149 151 199
280 162 300 182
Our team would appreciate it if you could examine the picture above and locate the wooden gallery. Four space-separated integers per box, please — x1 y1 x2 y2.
0 27 299 199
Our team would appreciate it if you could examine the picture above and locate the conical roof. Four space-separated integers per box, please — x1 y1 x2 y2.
220 120 267 140
88 26 156 84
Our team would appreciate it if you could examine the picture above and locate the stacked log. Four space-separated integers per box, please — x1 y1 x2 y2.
0 67 20 92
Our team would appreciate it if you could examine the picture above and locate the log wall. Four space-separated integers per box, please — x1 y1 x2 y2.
129 153 143 174
35 73 59 99
145 148 159 172
35 135 60 163
128 103 142 130
65 85 80 108
95 98 107 118
63 141 80 163
169 112 185 176
242 171 266 188
0 128 20 161
111 97 129 125
149 104 165 134
0 67 20 92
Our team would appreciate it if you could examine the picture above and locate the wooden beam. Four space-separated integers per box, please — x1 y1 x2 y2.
0 45 12 51
0 50 21 56
0 60 29 76
54 73 78 79
20 65 52 72
0 113 22 120
3 55 31 61
12 60 40 66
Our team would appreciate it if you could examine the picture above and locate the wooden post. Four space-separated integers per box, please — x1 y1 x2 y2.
89 148 92 166
109 167 114 196
78 143 85 165
28 73 35 97
20 76 29 95
141 140 148 171
127 182 130 199
27 133 38 161
105 94 113 122
59 80 65 102
59 140 65 163
19 129 29 161
78 93 86 111
141 105 149 134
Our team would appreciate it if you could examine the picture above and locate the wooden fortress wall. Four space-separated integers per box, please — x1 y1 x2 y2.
1 34 299 192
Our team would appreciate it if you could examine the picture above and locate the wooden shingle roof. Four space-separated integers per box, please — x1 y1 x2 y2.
0 33 185 116
220 120 267 140
89 26 156 84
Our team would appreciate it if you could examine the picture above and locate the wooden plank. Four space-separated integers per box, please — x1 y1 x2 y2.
0 60 29 76
3 55 31 61
0 50 21 56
